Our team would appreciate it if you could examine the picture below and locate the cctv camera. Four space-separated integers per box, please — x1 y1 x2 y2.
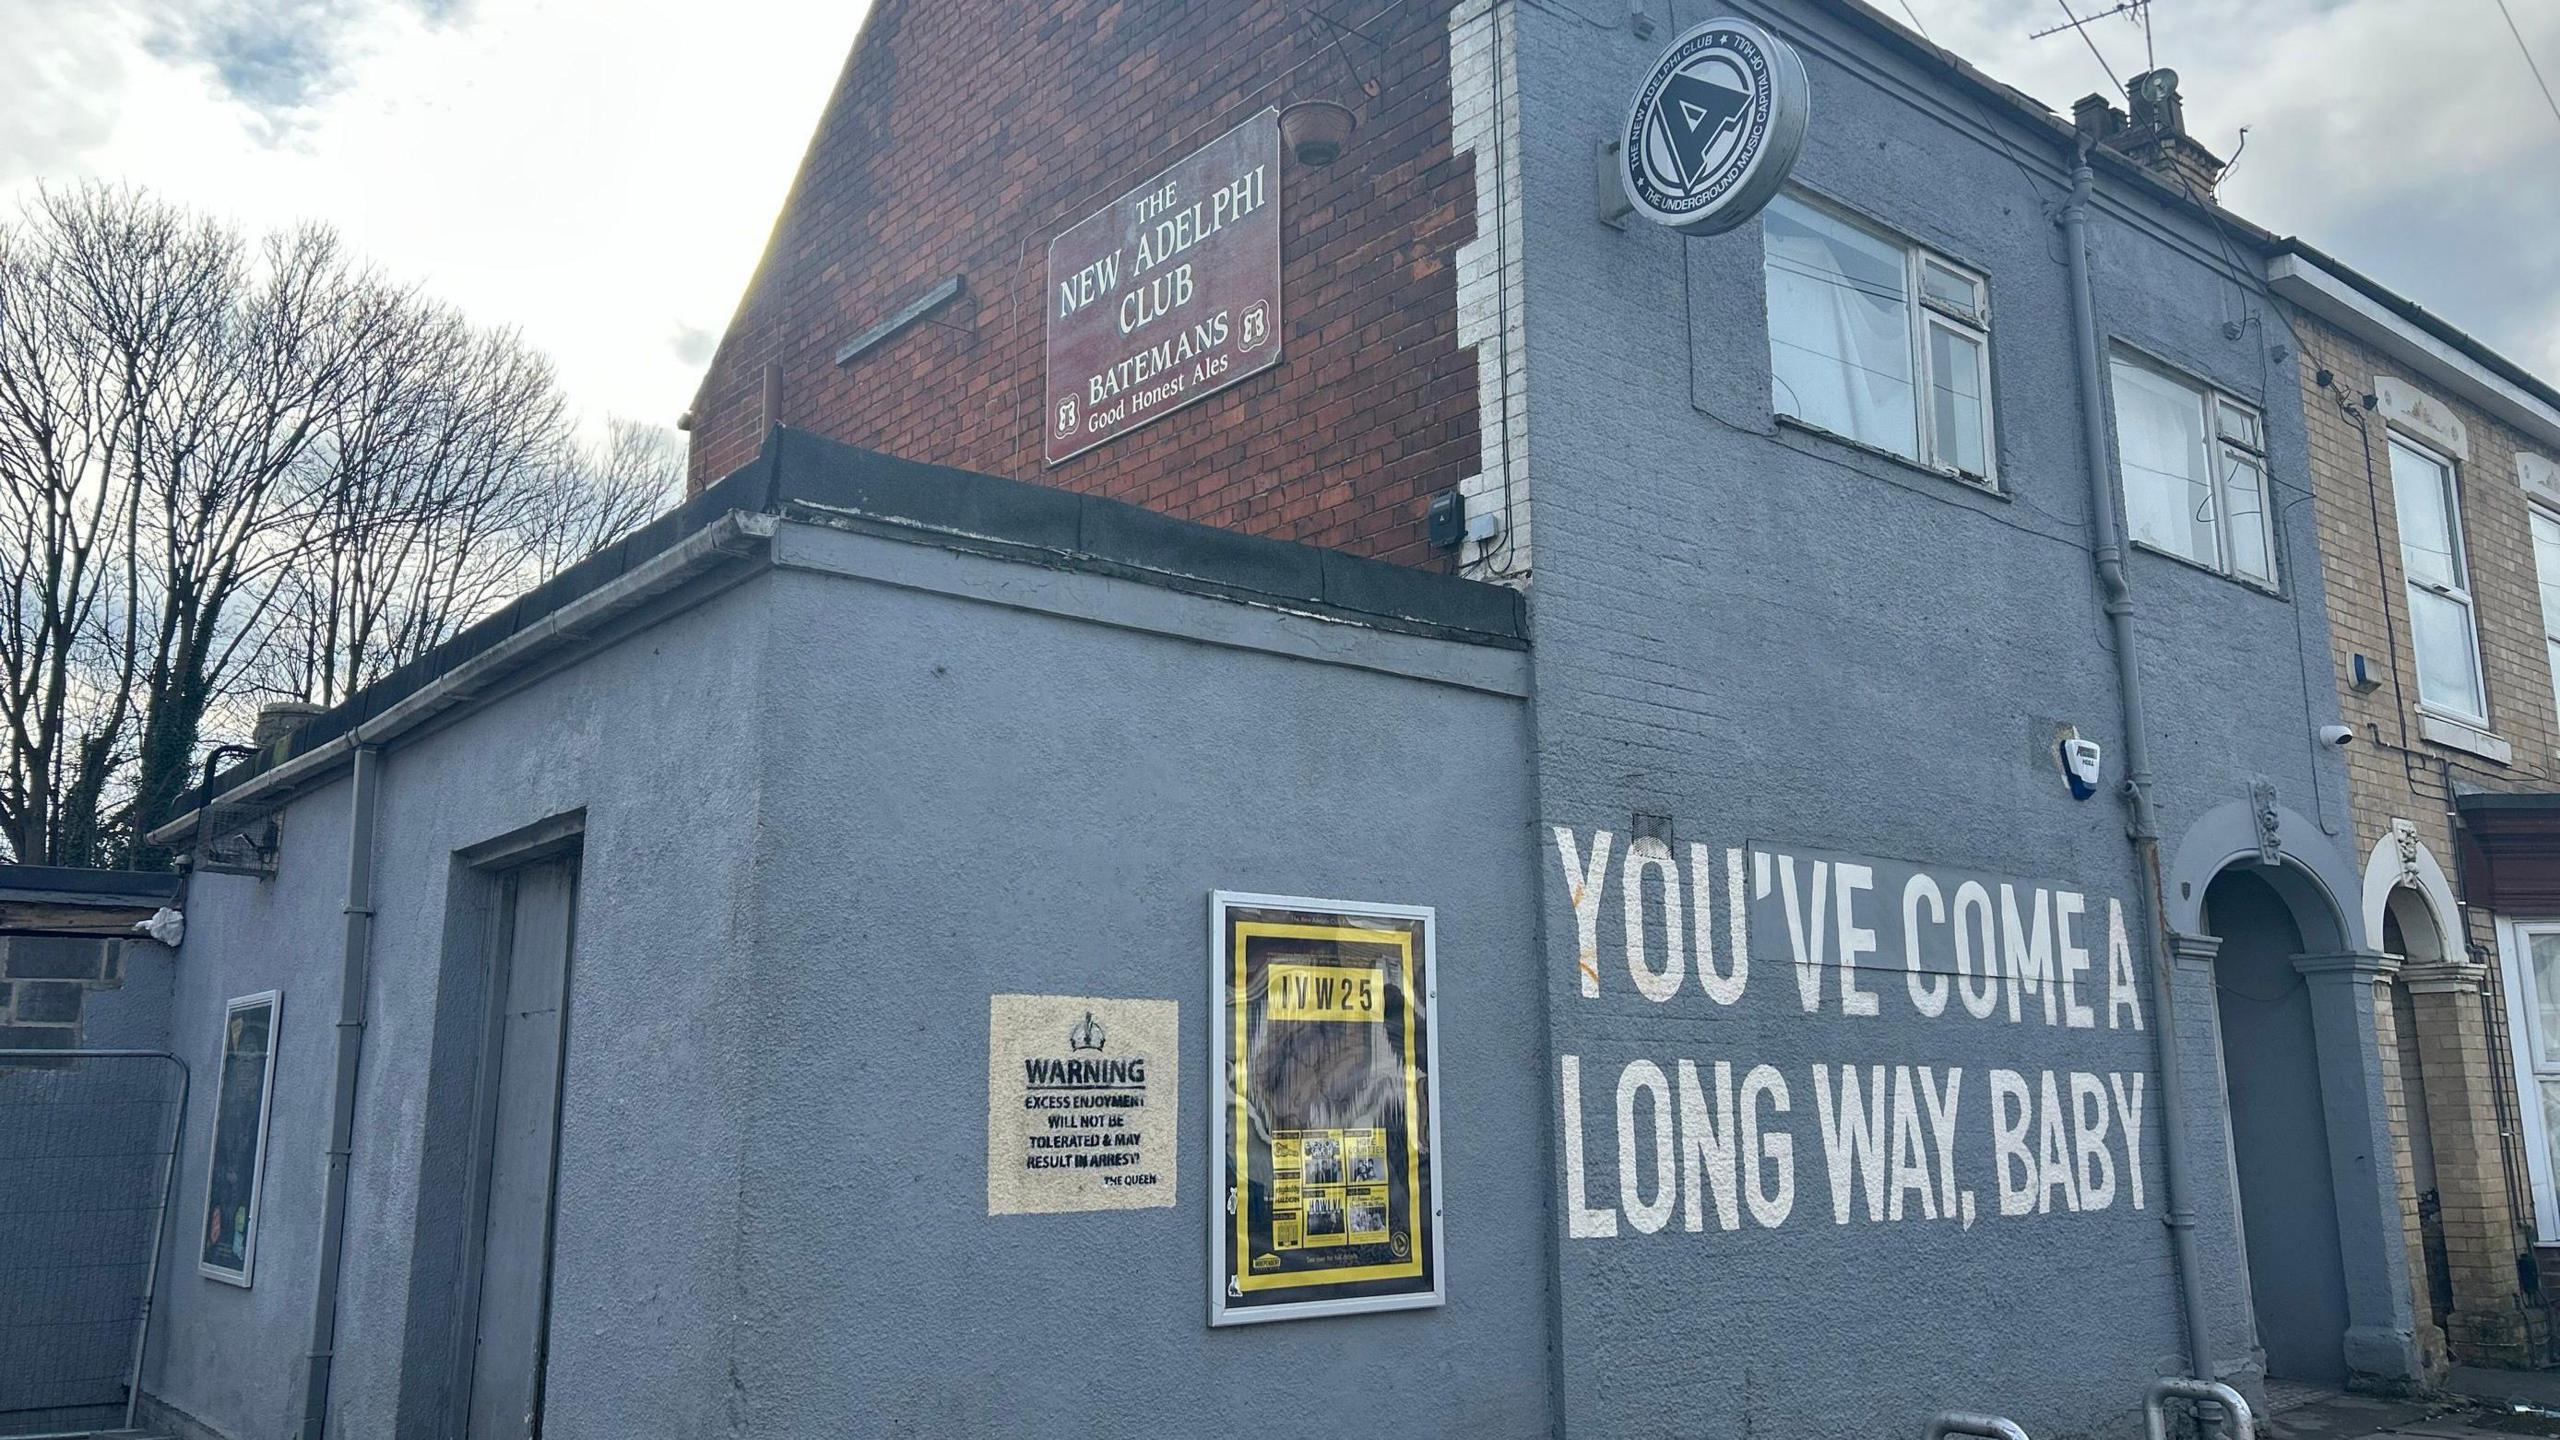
2318 724 2353 747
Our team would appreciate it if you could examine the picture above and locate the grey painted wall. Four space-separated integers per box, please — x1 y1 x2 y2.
1507 1 2371 1435
710 523 1549 1437
142 574 774 1440
132 517 1548 1439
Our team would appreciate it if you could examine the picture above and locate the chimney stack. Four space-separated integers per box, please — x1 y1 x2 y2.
2074 69 2227 201
252 701 323 754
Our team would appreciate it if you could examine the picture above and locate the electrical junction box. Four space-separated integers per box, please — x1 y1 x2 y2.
1426 490 1466 550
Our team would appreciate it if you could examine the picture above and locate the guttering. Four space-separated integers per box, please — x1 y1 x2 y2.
146 510 776 848
2061 146 2225 1424
2267 247 2560 447
298 744 380 1440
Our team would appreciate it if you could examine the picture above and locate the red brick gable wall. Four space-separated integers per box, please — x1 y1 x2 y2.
685 0 1479 570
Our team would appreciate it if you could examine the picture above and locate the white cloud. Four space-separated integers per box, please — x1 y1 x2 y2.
5 0 2553 424
0 0 864 432
1898 0 2560 377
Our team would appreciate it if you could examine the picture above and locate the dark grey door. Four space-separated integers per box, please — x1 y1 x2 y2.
466 858 579 1439
2209 869 2350 1385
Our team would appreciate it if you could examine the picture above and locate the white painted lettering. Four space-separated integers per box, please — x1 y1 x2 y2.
2001 884 2059 1025
1617 1060 1676 1234
1742 1064 1795 1228
2107 899 2146 1031
1554 828 1612 999
1835 862 1880 1016
1903 872 1949 1018
1918 1066 1963 1219
2110 1071 2148 1210
1623 836 1684 1003
1887 1065 1936 1221
1560 1055 1617 1237
2036 1070 2079 1213
2056 891 2096 1029
1779 855 1831 1013
1954 880 1999 1019
1675 1059 1741 1233
1813 1063 1888 1224
2070 1071 2116 1210
1991 1069 2035 1216
1691 844 1749 1006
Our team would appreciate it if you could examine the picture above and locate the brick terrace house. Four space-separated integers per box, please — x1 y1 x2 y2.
2277 239 2560 1373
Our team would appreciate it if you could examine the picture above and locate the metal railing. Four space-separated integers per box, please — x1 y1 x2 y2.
0 1050 189 1440
1927 1375 2258 1440
2145 1376 2253 1440
1929 1413 2031 1440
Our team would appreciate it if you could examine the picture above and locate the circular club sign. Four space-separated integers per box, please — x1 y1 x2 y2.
1620 17 1810 235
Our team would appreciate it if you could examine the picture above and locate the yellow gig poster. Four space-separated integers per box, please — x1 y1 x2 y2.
1210 893 1443 1325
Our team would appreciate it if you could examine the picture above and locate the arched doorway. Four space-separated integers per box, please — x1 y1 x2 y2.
2380 888 2455 1353
2206 866 2351 1385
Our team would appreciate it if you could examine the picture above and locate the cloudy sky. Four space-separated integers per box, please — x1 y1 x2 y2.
3 0 2554 433
1914 0 2560 382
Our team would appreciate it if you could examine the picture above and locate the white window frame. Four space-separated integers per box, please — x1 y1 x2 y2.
2390 433 2490 726
1764 193 1998 486
198 989 283 1287
2108 352 2277 587
2498 918 2560 1241
2531 505 2560 725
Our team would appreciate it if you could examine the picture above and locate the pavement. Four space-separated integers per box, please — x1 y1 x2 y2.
2260 1369 2560 1439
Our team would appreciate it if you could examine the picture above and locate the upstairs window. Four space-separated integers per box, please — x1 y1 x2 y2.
1763 194 1994 483
2109 355 2274 587
2391 436 2487 721
2531 508 2560 722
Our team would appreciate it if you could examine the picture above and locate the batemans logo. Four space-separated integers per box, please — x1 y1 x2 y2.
1620 17 1811 236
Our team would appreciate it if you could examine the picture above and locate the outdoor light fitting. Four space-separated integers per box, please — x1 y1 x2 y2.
1281 100 1356 166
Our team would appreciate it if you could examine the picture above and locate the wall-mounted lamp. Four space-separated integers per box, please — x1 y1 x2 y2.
1281 101 1357 167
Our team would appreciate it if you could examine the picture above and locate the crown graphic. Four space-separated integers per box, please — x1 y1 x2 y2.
1067 1011 1107 1053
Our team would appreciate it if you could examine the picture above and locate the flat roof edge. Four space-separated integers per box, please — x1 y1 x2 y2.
147 510 778 845
758 428 1529 646
154 431 1529 838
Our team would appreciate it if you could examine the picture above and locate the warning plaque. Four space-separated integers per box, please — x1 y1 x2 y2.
988 994 1178 1215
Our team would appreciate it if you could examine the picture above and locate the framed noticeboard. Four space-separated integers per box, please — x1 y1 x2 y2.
1210 893 1441 1325
199 990 281 1286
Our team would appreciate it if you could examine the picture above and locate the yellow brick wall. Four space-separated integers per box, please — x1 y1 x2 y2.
2296 312 2560 1366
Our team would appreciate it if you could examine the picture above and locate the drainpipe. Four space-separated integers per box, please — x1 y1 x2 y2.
299 743 381 1440
2061 147 2224 1417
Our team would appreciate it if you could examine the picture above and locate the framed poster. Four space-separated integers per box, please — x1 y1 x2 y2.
199 990 281 1286
1210 893 1442 1325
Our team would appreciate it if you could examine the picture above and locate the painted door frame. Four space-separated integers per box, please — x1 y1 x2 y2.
444 817 585 1438
2496 916 2560 1241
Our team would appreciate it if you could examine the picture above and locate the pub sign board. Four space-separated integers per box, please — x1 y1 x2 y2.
1045 109 1281 464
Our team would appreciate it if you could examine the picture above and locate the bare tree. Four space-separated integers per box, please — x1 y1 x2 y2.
521 418 684 582
0 184 677 866
0 188 229 864
262 296 568 708
119 216 371 863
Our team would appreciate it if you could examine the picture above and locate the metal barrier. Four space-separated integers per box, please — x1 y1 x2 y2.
0 1050 188 1440
2144 1376 2254 1440
1928 1413 2031 1440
